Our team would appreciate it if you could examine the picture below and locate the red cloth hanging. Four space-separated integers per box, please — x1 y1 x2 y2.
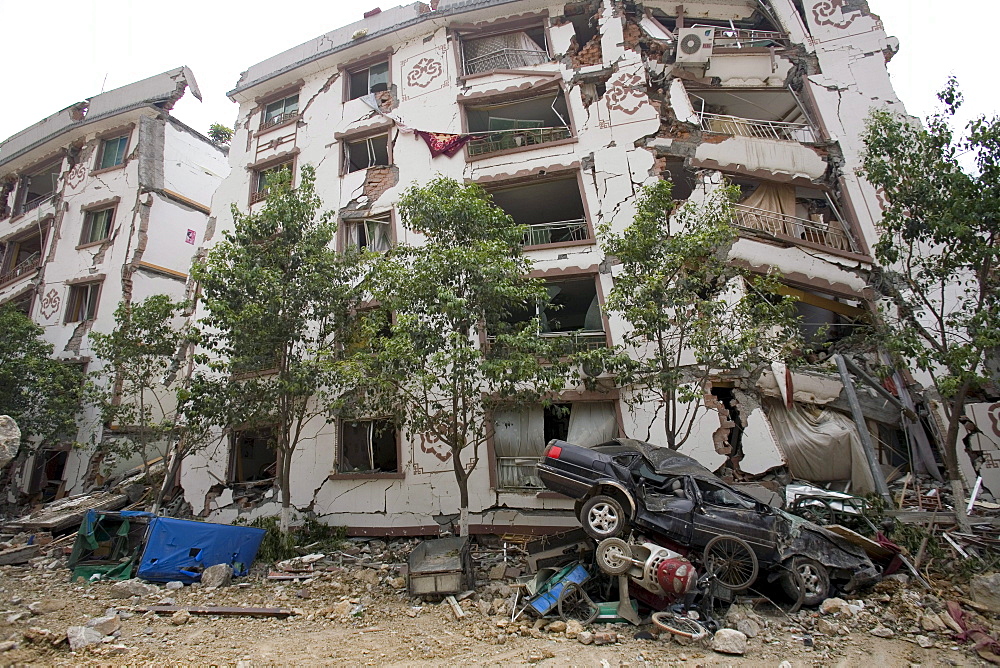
416 131 472 157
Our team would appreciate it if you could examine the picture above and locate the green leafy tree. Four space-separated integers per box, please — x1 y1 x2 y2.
588 180 801 449
861 79 1000 513
0 304 83 481
365 177 568 536
192 165 367 533
208 123 233 145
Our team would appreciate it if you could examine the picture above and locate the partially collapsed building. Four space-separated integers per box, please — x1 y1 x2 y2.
174 0 997 536
0 68 228 501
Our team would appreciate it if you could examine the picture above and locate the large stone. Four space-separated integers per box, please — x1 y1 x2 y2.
0 416 20 470
735 618 760 638
354 568 380 586
711 628 748 655
971 573 1000 613
816 618 841 635
819 597 854 616
565 620 584 639
920 612 947 632
171 610 191 626
577 631 594 645
200 563 233 588
66 625 103 651
110 579 159 599
28 598 69 615
545 620 567 633
870 625 894 638
85 615 121 636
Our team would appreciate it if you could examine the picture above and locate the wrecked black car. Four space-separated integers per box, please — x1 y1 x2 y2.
538 438 879 605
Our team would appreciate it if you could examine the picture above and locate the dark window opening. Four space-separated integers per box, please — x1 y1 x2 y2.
488 176 588 246
466 92 572 156
349 61 390 100
262 94 299 129
27 448 68 501
345 135 390 173
16 162 61 215
498 276 605 352
338 419 398 474
8 292 33 316
229 429 276 484
461 28 549 76
564 2 600 46
544 403 571 443
65 282 101 323
662 157 696 201
711 386 743 460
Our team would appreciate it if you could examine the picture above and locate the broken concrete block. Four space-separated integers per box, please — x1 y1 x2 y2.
593 631 618 645
28 598 69 615
66 625 103 651
110 579 159 598
577 631 594 645
920 612 947 632
565 620 584 639
736 617 760 638
85 615 121 636
354 568 380 586
165 581 184 590
819 597 853 616
200 563 233 588
711 628 748 655
544 620 567 633
869 625 894 638
170 610 191 626
816 618 840 635
971 573 1000 613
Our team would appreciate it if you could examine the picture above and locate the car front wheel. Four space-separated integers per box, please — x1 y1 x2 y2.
580 494 629 540
781 556 831 606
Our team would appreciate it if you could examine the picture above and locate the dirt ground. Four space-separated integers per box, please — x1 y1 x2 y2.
0 541 994 668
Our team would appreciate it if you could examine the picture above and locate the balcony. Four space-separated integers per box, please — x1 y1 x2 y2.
523 218 588 246
465 91 572 158
0 251 41 287
732 203 857 254
699 112 815 143
468 126 572 157
20 193 54 215
488 176 589 248
704 27 789 49
260 111 298 131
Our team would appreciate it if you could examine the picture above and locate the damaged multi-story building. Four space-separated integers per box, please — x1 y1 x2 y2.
182 0 972 534
0 68 228 501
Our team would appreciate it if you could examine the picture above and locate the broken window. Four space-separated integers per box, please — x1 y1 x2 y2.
348 61 390 100
250 160 293 204
26 446 69 501
229 429 277 484
261 94 299 130
493 401 617 490
5 291 34 316
461 28 549 76
80 207 114 245
337 418 398 474
97 135 129 170
779 284 869 349
688 88 814 142
465 91 572 157
662 157 696 201
344 134 390 173
65 282 101 323
15 161 61 215
0 229 46 287
344 212 391 252
498 276 606 352
487 176 589 246
650 9 785 45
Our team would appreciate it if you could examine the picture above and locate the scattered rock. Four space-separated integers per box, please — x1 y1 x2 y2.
6 612 29 623
917 634 935 648
22 627 55 644
0 415 20 470
711 628 748 655
165 581 184 591
110 579 158 599
66 625 103 651
200 564 233 588
355 569 381 586
816 618 840 635
489 563 507 580
27 598 69 615
577 631 594 645
545 620 567 633
870 625 894 638
820 597 854 616
565 620 584 639
736 618 760 638
170 610 191 626
593 631 618 645
971 574 1000 614
0 641 16 652
85 615 121 636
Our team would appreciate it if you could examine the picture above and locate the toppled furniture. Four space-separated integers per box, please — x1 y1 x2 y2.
407 536 474 597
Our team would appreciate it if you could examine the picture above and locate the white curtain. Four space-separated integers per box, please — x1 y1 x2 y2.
494 406 545 488
366 219 391 252
566 402 618 447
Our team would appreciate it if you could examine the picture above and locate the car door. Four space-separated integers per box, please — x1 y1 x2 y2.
689 478 780 563
631 464 695 546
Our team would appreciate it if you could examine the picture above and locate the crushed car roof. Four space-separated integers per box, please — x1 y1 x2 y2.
593 438 714 476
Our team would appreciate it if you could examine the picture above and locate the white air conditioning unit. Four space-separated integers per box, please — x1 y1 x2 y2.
675 27 715 64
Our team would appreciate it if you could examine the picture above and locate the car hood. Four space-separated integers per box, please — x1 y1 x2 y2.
775 509 873 570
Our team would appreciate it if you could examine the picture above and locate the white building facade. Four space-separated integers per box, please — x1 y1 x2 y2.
185 0 907 534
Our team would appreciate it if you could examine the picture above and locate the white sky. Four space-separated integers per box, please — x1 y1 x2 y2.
0 0 996 144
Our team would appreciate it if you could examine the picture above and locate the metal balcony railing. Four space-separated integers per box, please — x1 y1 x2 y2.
540 330 608 352
732 204 857 253
699 112 815 143
702 27 789 49
19 193 54 215
523 218 589 246
497 456 544 490
467 126 572 157
261 112 298 131
249 189 269 205
0 251 41 286
463 48 549 75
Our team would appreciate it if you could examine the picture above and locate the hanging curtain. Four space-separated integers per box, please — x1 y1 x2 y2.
566 402 618 446
739 183 799 237
366 219 391 252
463 32 548 74
493 406 545 488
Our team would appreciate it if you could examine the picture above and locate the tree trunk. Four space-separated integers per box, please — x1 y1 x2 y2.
942 381 973 532
153 439 184 514
279 448 293 534
454 449 470 537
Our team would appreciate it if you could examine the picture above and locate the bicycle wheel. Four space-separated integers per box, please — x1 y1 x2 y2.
596 537 633 576
557 581 599 624
703 535 758 591
651 611 709 640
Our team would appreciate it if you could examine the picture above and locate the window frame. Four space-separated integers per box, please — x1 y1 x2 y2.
341 131 391 175
331 417 403 479
341 211 394 253
78 205 116 248
227 427 278 485
95 134 129 172
341 51 393 103
260 93 301 131
64 281 102 323
249 156 296 206
13 158 63 217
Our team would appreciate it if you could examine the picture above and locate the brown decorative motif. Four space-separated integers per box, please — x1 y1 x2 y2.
39 288 61 320
406 57 443 88
419 432 452 463
875 186 890 212
65 162 87 190
811 0 863 29
989 403 1000 439
605 72 647 116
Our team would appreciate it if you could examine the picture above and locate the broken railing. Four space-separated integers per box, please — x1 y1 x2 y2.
699 112 815 143
523 218 589 246
19 193 54 216
463 48 549 76
0 251 41 286
704 27 789 49
732 204 858 253
497 456 545 490
467 126 572 157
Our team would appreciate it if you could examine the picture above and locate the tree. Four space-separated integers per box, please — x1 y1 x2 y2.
587 180 801 449
88 295 194 509
0 304 83 482
365 177 568 536
208 123 233 145
861 79 1000 516
191 165 367 533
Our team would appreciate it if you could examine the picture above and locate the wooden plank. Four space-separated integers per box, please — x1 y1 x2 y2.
140 605 294 618
825 525 895 560
3 493 128 532
834 354 893 503
0 544 41 566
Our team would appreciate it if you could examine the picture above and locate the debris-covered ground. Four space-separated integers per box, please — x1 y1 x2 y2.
0 536 997 666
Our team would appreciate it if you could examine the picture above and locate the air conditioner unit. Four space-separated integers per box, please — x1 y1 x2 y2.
675 27 715 64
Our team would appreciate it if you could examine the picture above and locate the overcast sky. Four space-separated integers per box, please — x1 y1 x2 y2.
0 1 995 146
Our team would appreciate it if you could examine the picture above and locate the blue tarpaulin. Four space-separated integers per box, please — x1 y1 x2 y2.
135 517 265 583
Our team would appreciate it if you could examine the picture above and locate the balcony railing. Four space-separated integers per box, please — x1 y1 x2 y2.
702 26 789 49
497 456 544 490
463 48 549 76
699 112 815 143
732 204 857 253
261 112 298 131
249 189 269 205
468 126 572 157
541 330 608 352
523 218 589 246
0 251 41 286
19 193 54 216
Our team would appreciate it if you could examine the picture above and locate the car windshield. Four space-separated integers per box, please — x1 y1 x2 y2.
694 479 756 510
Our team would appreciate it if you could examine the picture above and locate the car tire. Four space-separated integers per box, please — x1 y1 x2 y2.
580 494 630 541
781 556 830 606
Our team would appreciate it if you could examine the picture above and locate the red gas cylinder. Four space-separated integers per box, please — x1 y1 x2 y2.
656 557 697 597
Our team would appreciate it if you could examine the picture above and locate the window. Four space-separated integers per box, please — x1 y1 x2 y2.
0 229 46 286
229 429 276 484
97 135 128 170
488 176 588 246
261 94 299 130
348 61 390 100
344 134 389 173
466 91 572 157
338 418 398 474
251 161 293 204
345 213 391 252
65 282 101 322
498 276 606 352
80 208 114 245
461 28 549 76
16 161 61 215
